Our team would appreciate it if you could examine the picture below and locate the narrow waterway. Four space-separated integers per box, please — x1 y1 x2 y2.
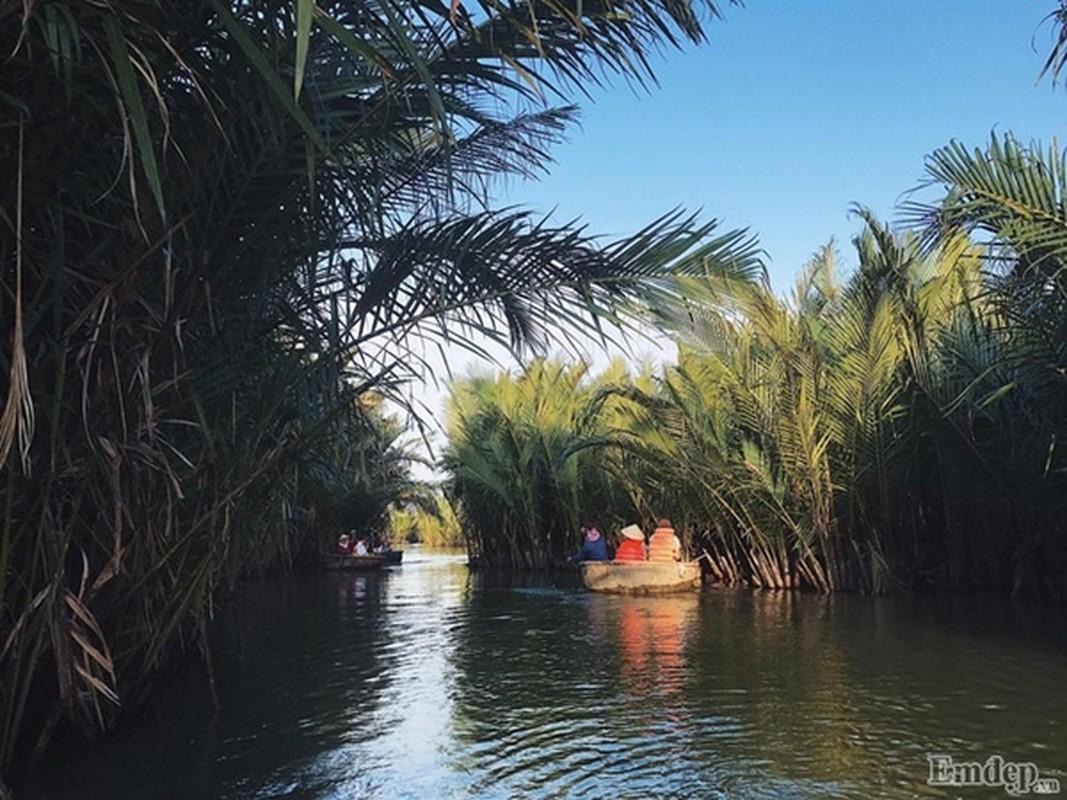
22 550 1067 799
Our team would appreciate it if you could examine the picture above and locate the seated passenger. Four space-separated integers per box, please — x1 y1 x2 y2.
648 517 682 562
570 523 609 562
337 533 352 554
614 524 646 562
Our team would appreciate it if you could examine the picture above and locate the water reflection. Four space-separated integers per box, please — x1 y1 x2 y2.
337 572 369 605
19 554 1067 800
682 590 877 796
610 595 697 698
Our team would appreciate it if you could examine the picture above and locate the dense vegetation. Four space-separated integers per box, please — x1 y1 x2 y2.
0 0 749 789
443 359 652 568
4 0 1067 792
445 150 1067 599
389 495 464 548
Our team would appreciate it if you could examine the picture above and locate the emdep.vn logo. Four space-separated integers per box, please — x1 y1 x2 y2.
927 753 1061 795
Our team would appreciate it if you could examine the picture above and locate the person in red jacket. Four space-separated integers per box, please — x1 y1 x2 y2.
614 524 646 561
648 518 682 562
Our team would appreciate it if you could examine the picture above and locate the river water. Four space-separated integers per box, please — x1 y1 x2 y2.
22 550 1067 799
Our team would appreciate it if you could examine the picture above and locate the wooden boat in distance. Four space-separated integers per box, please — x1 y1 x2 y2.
580 560 701 594
321 552 387 571
321 549 403 570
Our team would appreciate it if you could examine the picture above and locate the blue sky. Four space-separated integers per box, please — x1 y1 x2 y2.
405 1 1065 461
496 0 1063 293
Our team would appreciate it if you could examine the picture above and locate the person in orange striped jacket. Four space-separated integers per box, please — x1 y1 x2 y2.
614 524 646 561
647 518 682 562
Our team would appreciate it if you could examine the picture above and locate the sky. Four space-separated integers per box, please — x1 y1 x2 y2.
403 0 1066 468
498 0 1062 293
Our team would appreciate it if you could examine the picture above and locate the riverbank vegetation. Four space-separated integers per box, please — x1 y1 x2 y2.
443 359 651 568
5 0 1067 792
445 163 1067 599
389 496 464 548
0 0 749 789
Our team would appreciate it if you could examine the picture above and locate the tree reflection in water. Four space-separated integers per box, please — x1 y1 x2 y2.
21 559 1067 800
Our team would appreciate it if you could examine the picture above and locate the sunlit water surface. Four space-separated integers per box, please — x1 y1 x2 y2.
22 550 1067 799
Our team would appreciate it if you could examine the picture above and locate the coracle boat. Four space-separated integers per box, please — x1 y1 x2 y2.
580 560 701 594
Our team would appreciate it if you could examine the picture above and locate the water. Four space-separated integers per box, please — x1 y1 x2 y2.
21 550 1067 799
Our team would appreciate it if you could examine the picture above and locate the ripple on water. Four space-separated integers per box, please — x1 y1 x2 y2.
16 555 1067 800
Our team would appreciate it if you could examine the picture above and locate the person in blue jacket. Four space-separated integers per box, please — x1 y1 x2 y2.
570 523 609 562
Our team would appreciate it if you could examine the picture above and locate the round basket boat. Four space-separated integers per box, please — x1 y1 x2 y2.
579 561 701 594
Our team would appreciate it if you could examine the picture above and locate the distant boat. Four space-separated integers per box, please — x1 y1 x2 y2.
580 561 701 594
320 549 403 570
321 552 387 570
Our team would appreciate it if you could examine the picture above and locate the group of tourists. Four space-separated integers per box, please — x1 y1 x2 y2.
570 519 682 563
336 532 370 556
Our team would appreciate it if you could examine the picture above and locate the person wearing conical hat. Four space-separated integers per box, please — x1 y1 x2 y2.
648 517 681 562
614 524 646 562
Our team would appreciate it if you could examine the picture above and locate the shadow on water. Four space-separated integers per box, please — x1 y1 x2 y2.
18 553 1067 799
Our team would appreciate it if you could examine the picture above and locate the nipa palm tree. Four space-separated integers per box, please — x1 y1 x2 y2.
0 0 752 786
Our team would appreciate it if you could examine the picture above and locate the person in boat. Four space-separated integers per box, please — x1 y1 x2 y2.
648 517 682 562
354 537 369 556
570 523 609 563
614 524 647 562
337 533 352 554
